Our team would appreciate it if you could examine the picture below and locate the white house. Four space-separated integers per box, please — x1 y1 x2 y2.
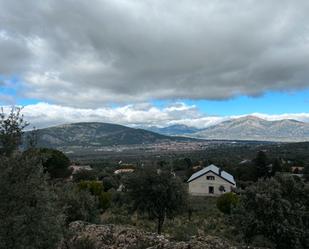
187 164 236 196
114 168 135 174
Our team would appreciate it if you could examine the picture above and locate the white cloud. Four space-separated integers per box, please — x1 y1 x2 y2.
241 113 309 123
9 102 308 129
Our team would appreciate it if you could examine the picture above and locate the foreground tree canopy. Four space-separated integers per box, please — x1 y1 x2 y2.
0 108 66 248
24 148 72 179
233 174 309 249
0 154 64 249
0 107 28 157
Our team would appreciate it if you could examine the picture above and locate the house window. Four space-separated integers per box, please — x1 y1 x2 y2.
206 176 215 180
209 186 214 194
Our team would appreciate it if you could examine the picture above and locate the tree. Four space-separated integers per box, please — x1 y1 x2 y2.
233 175 309 249
101 176 118 191
0 154 64 249
216 192 239 214
39 148 72 178
73 169 96 182
172 158 192 171
303 164 309 182
25 127 38 150
125 168 187 234
0 107 28 156
235 162 257 182
253 151 269 179
271 158 282 176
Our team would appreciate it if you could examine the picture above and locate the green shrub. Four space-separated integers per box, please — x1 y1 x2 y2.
216 192 239 214
77 181 111 210
98 192 112 210
171 223 198 241
78 181 104 196
73 169 96 182
57 183 99 224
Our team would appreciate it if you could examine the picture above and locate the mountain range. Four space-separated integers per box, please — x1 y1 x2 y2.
32 122 194 148
145 116 309 142
29 116 309 149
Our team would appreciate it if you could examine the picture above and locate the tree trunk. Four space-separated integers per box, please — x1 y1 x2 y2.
157 216 164 234
188 208 192 221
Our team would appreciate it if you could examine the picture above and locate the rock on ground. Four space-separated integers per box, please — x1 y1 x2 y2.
59 221 267 249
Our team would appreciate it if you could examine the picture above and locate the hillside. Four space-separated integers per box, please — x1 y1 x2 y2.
192 116 309 142
32 122 193 148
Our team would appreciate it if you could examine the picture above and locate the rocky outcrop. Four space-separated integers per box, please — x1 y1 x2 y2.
59 221 267 249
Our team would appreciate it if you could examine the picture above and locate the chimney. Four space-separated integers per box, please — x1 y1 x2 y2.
218 168 222 176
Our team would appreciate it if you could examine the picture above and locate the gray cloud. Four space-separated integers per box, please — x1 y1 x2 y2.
0 0 309 106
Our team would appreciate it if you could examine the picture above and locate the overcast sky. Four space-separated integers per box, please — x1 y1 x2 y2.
0 0 308 128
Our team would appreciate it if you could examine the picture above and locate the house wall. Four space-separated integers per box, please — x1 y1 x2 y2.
188 171 234 196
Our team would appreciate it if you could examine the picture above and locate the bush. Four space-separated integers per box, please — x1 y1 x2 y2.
98 192 112 210
73 169 96 182
57 183 99 224
216 192 239 214
77 181 111 210
78 181 104 196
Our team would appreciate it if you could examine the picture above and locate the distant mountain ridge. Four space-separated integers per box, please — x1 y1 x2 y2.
29 117 309 149
32 122 195 149
191 116 309 142
146 124 201 136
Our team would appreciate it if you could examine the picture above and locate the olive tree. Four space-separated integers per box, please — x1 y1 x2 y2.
125 168 187 234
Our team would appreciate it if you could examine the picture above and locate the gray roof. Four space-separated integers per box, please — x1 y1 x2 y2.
187 164 236 185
